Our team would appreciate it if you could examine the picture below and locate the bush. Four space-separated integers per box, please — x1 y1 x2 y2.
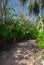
26 26 38 39
0 23 14 40
37 28 44 49
11 20 38 40
0 18 39 48
0 23 14 48
12 21 26 40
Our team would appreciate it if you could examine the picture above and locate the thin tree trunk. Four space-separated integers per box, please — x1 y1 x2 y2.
3 0 6 22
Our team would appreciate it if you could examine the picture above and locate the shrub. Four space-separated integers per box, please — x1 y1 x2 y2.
12 21 26 40
0 23 14 48
37 28 44 49
26 26 38 39
0 18 40 48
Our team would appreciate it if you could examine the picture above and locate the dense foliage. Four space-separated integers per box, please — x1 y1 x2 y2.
0 0 44 49
0 18 38 48
37 28 44 49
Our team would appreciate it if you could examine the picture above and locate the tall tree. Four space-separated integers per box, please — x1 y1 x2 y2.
20 0 27 5
33 0 39 15
0 0 11 22
42 0 44 9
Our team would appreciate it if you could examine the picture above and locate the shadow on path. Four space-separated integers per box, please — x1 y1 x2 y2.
0 40 42 65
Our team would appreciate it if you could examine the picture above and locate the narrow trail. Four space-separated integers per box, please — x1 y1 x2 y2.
0 40 44 65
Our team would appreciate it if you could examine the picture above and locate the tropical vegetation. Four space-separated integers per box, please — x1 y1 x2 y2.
0 0 44 49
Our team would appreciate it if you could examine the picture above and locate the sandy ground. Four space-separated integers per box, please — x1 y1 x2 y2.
0 40 44 65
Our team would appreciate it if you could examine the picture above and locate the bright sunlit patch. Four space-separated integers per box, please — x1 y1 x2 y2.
42 60 44 65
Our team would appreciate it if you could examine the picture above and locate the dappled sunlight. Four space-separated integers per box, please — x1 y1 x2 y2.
0 40 44 65
19 42 28 46
0 0 44 65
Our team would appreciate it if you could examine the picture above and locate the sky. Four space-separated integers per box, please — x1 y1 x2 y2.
8 0 29 16
8 0 44 21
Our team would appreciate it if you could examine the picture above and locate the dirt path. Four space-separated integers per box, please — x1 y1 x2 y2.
0 40 44 65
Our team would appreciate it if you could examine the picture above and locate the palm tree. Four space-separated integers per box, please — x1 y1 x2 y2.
20 0 27 5
33 0 39 15
28 0 33 15
42 0 44 9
